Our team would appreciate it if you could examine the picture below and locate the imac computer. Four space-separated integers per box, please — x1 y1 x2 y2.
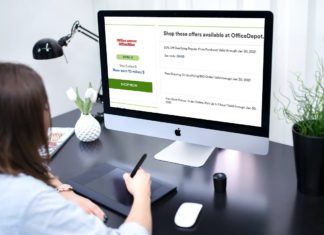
98 10 273 167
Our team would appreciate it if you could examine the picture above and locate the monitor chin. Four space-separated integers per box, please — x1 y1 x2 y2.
105 114 269 167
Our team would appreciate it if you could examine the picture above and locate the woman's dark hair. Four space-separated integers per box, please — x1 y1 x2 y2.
0 62 52 184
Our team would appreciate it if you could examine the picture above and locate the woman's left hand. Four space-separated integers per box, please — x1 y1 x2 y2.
60 191 106 221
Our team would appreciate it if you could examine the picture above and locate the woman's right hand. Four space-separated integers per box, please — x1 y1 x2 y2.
123 168 151 199
123 168 152 235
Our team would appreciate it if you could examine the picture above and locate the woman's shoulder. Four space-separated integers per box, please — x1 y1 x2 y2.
0 173 54 209
0 173 52 194
0 173 56 234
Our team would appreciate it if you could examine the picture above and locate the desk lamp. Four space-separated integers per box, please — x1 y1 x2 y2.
32 21 98 60
32 21 103 122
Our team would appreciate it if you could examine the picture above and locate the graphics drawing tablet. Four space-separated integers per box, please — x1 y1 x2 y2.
66 163 176 216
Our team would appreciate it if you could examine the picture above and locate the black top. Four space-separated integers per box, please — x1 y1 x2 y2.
51 108 324 235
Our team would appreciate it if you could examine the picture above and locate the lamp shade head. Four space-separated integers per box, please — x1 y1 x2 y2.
32 38 63 60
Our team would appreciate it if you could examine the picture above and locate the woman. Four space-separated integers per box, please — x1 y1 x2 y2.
0 62 152 235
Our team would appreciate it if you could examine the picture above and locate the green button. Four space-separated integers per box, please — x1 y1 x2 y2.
109 78 153 93
116 54 139 61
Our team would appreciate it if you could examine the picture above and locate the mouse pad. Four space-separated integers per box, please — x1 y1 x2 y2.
66 163 176 216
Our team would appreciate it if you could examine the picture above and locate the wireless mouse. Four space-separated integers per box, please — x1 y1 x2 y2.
174 202 203 228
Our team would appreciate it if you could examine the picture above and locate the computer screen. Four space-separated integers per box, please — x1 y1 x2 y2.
98 10 273 167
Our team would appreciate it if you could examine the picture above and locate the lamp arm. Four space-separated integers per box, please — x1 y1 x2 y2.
71 22 102 106
77 24 99 42
58 21 98 46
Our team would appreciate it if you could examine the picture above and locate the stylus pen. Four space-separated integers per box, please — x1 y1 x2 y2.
130 154 147 178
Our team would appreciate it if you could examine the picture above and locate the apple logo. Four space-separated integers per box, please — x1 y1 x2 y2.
175 128 181 136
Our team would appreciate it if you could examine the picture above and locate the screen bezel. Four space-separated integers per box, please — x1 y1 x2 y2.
98 10 273 138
